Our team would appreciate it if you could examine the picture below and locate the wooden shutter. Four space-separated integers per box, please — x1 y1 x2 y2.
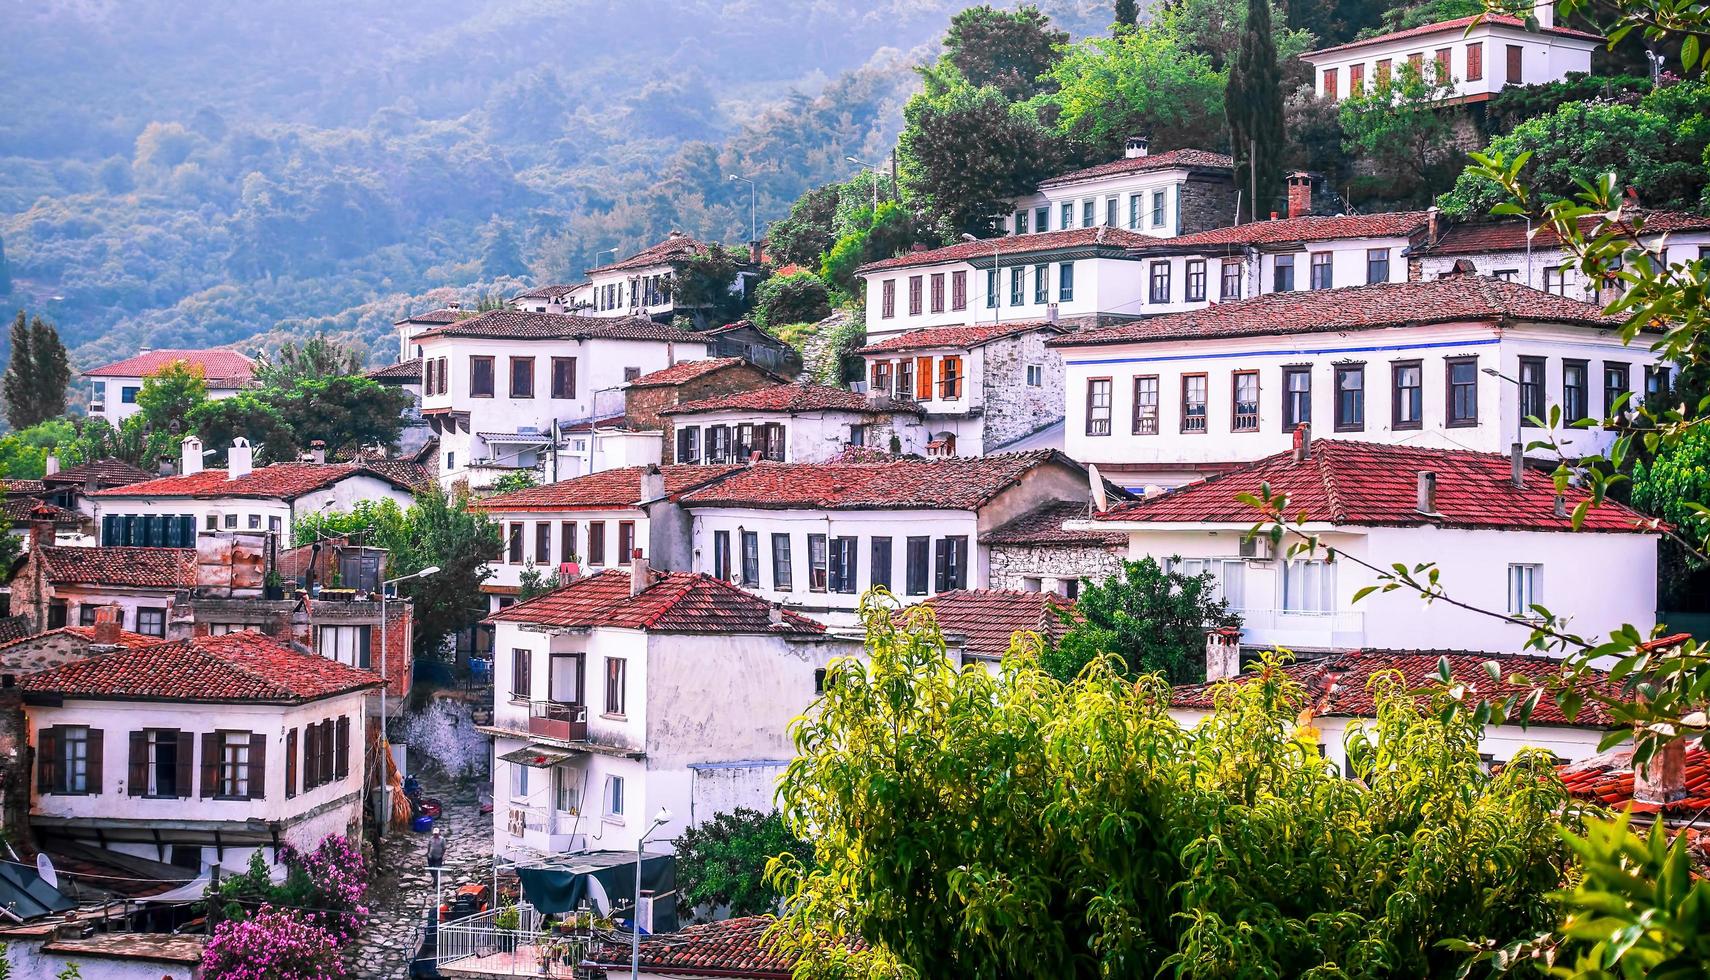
176 732 194 798
86 729 103 795
934 540 950 593
285 729 298 799
304 724 319 789
201 732 219 798
320 722 335 786
37 728 57 794
248 733 267 800
128 732 148 797
915 357 933 400
335 716 350 779
358 628 372 670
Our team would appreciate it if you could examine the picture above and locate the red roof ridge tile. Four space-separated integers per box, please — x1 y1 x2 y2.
18 630 381 702
1304 14 1603 58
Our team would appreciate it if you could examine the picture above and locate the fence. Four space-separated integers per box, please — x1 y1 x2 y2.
435 904 608 978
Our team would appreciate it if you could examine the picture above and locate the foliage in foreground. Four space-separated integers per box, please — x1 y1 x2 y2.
1044 556 1238 684
769 592 1577 979
674 807 806 920
202 905 344 980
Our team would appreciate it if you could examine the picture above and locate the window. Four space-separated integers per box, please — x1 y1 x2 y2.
1508 564 1541 617
588 521 607 565
1505 43 1522 83
536 523 552 565
1282 560 1335 613
1543 267 1568 295
1081 200 1094 227
1221 259 1242 299
898 359 914 400
735 422 756 459
511 647 533 701
1010 266 1024 306
215 731 258 799
1060 202 1073 230
554 769 578 814
881 280 896 318
1274 254 1295 292
561 522 577 564
78 605 98 627
1323 66 1339 99
1149 261 1171 304
509 356 534 398
1101 196 1115 227
618 521 635 565
269 515 282 536
1392 361 1423 429
1058 262 1075 302
1185 260 1206 302
469 356 495 397
871 537 893 591
510 758 530 799
985 269 998 309
1232 371 1260 431
1151 190 1166 228
1646 365 1673 403
137 608 166 638
248 513 262 530
759 422 786 461
1603 361 1630 415
1034 206 1048 232
676 425 701 464
604 657 626 716
1434 46 1451 81
1133 376 1160 434
1013 209 1028 235
1086 379 1113 436
713 530 732 581
770 534 792 590
40 726 97 795
284 728 297 799
807 534 828 592
133 729 188 799
951 270 967 310
121 385 140 404
603 775 625 819
1128 194 1141 229
1031 263 1048 304
445 451 454 472
551 357 576 399
934 537 968 592
829 536 858 594
1366 248 1390 284
1563 360 1589 422
1446 357 1479 427
1309 252 1333 290
930 273 945 313
1181 374 1208 433
1350 62 1365 92
1518 356 1546 427
507 522 524 564
740 531 760 587
1283 367 1312 429
939 356 964 399
1376 57 1392 87
1466 41 1484 80
906 537 930 596
1408 52 1423 75
908 275 923 316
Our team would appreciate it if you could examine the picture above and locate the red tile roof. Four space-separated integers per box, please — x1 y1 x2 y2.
411 310 705 343
1039 148 1236 188
1051 277 1618 347
1173 650 1621 727
1560 745 1710 816
92 462 418 500
38 547 196 589
677 451 1073 511
1159 211 1428 249
1305 14 1602 58
42 458 154 489
1418 210 1710 257
985 499 1126 547
394 307 477 325
626 357 755 387
0 624 159 653
0 498 77 525
487 570 825 634
911 590 1078 660
586 232 713 275
511 283 580 300
1094 440 1656 532
0 479 46 496
661 383 921 417
18 631 382 703
364 358 421 383
474 464 744 512
855 320 1065 355
854 225 1164 274
83 349 256 385
585 916 809 978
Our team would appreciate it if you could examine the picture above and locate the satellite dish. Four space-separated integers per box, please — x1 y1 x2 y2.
1087 464 1109 514
35 853 57 890
586 874 611 916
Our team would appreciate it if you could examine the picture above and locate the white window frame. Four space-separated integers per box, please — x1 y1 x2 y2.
1281 559 1335 614
603 774 626 821
1508 563 1542 618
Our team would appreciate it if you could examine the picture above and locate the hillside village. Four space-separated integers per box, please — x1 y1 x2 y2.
0 0 1707 977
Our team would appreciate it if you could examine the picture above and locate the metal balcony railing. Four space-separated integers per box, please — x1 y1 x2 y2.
529 701 588 742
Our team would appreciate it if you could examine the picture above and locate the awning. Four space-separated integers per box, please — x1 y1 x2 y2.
478 431 553 445
498 745 576 768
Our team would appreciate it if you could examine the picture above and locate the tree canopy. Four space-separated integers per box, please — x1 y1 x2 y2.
1045 557 1239 683
1 312 70 430
1226 0 1287 220
942 4 1068 102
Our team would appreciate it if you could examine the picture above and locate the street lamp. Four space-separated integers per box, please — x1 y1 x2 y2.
846 156 879 212
961 232 1003 327
1482 367 1525 457
376 565 440 836
631 807 672 979
726 174 758 245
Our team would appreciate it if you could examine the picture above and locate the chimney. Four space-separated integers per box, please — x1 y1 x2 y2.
1623 186 1641 210
28 503 57 551
1425 206 1441 246
1205 626 1241 681
1531 0 1555 29
749 240 763 266
638 464 665 503
91 605 120 647
227 437 253 480
1447 258 1479 276
1415 471 1437 514
1553 494 1568 518
1292 422 1312 462
43 455 58 477
768 602 784 626
1634 738 1687 805
1286 172 1313 219
308 440 326 465
446 300 462 311
1511 442 1525 489
1046 303 1059 323
629 550 650 597
1124 135 1150 159
181 436 204 477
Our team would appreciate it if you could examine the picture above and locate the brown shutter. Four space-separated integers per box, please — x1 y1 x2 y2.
86 729 104 795
175 732 194 798
128 731 147 797
37 728 57 794
335 716 350 780
201 732 219 798
302 724 318 789
320 722 334 788
248 733 267 800
285 728 298 799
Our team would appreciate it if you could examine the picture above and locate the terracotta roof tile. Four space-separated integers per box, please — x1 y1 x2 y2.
586 916 837 977
1305 14 1602 58
1052 277 1618 347
487 570 825 634
82 350 256 385
855 321 1065 354
855 225 1164 274
1418 210 1710 257
662 383 920 416
412 310 704 344
911 590 1078 660
626 357 754 387
985 500 1126 547
364 358 422 383
0 624 160 653
393 307 477 325
1158 211 1427 249
677 451 1071 511
0 499 77 524
38 547 196 589
18 631 382 702
511 284 580 300
1560 744 1710 816
42 458 154 488
92 462 417 501
1094 440 1655 532
0 480 46 495
475 464 744 511
1039 147 1236 188
585 232 713 275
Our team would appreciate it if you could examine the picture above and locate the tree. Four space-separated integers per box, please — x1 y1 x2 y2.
253 335 363 387
385 485 500 661
898 83 1064 236
270 376 411 456
1225 0 1286 221
769 594 1576 978
135 360 209 434
1041 27 1227 161
818 202 931 297
2 312 71 430
673 246 755 329
1043 557 1238 683
750 270 831 329
1339 63 1463 206
517 563 562 601
942 5 1068 102
674 808 805 920
0 420 82 479
765 181 849 267
187 393 295 462
479 216 524 279
47 416 172 470
1114 0 1139 31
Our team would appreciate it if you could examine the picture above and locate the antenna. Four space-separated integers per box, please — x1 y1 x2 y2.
1088 464 1109 514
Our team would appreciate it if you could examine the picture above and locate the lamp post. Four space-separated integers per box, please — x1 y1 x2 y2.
845 156 879 213
960 232 1003 326
377 564 440 836
726 174 757 245
631 807 672 979
1482 366 1524 456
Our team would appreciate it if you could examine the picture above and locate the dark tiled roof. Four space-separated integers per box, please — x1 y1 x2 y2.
92 463 418 500
0 480 46 496
511 284 580 300
912 590 1077 660
82 350 256 385
1094 440 1656 532
1560 744 1710 816
1172 650 1621 727
678 451 1072 511
487 570 824 634
43 458 154 489
626 357 759 387
854 225 1164 274
985 500 1126 547
393 307 477 325
38 547 196 589
1159 211 1428 249
1304 14 1602 58
411 309 705 343
19 631 382 703
585 232 712 275
661 383 920 417
1051 277 1618 347
1417 210 1710 256
364 358 422 383
855 321 1065 354
474 464 744 511
0 499 77 523
1039 148 1236 188
585 916 830 978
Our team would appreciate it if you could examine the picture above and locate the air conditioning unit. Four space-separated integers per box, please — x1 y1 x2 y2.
1239 535 1276 562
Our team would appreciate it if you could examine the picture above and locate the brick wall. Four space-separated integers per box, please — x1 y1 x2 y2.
981 332 1067 450
625 363 780 462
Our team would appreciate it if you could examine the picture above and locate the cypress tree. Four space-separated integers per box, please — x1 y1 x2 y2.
1114 0 1138 31
2 311 35 429
27 316 70 424
1226 0 1286 222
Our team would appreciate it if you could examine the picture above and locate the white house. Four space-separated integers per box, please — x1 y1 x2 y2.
568 232 759 329
1052 276 1662 489
10 545 194 637
393 304 476 363
1302 3 1602 105
411 309 709 489
1004 140 1238 238
20 630 379 878
91 437 421 546
676 451 1114 628
1415 209 1710 298
83 349 256 426
478 566 851 862
1074 438 1658 655
662 383 929 463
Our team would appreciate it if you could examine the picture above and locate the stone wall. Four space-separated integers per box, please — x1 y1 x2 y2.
626 363 779 461
989 542 1124 592
982 332 1067 450
1180 176 1242 233
0 632 105 677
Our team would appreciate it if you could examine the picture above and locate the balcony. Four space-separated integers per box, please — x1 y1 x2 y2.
1235 608 1364 651
529 701 587 742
